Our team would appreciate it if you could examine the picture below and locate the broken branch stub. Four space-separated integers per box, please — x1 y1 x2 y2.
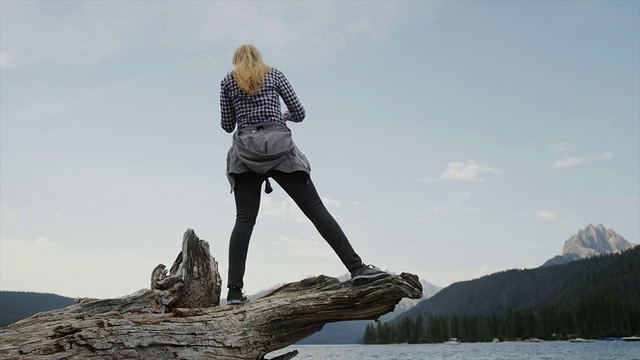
151 228 223 308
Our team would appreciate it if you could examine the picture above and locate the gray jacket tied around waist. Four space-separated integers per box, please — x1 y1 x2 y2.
226 123 311 191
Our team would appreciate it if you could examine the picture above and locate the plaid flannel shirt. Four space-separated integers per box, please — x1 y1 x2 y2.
220 68 305 133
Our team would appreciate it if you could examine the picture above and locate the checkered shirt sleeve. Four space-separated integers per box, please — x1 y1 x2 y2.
220 68 305 133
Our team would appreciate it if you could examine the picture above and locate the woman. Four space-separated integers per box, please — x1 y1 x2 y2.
221 44 389 305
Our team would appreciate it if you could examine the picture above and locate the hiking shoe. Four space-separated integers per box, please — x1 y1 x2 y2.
351 264 391 285
227 286 249 305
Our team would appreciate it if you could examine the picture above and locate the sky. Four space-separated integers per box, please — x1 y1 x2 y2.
1 1 638 299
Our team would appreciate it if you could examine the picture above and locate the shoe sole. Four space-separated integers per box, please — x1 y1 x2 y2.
227 299 249 305
351 272 391 286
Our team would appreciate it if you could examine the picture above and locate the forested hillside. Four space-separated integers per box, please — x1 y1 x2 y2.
365 247 640 343
0 292 75 327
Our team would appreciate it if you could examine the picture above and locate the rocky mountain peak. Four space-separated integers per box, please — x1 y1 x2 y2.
543 224 636 267
563 224 634 258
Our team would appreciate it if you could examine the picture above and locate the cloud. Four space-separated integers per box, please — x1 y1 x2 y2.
0 237 158 298
1 207 16 217
549 136 572 153
0 1 415 70
448 191 472 203
0 1 129 69
271 233 334 261
536 210 559 221
0 51 17 70
322 197 342 208
511 210 530 219
405 191 473 223
551 152 614 169
260 195 342 222
439 161 501 182
406 212 431 224
427 265 515 287
260 196 305 222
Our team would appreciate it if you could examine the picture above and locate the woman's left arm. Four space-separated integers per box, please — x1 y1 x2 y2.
220 80 236 133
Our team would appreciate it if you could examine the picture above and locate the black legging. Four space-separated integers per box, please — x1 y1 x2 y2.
228 170 363 289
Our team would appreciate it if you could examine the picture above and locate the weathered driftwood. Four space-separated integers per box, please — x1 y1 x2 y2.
0 229 422 360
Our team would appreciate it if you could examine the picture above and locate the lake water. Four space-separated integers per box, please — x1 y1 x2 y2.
266 342 640 360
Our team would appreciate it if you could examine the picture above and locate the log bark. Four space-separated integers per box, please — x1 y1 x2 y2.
0 229 422 359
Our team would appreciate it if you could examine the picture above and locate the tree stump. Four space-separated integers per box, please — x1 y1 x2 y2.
0 229 423 359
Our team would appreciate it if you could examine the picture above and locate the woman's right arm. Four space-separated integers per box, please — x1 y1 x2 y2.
276 70 305 123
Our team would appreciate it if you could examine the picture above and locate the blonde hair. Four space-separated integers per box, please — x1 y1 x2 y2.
231 44 271 95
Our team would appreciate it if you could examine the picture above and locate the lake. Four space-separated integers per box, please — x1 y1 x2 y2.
266 341 640 360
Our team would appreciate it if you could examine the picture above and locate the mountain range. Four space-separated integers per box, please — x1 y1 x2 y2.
390 224 637 323
394 244 639 322
305 223 637 343
381 244 640 342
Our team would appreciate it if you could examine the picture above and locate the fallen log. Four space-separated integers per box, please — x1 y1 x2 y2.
0 229 422 359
